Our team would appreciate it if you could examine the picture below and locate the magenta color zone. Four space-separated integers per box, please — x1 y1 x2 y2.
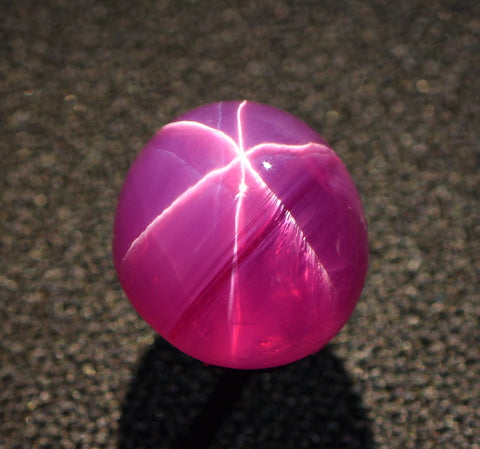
113 100 369 369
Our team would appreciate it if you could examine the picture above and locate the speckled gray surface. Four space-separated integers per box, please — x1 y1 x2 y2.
1 1 479 448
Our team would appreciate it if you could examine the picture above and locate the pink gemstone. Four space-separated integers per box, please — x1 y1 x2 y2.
113 101 369 369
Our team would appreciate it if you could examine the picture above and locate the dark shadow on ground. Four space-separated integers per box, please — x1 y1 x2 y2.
118 337 375 449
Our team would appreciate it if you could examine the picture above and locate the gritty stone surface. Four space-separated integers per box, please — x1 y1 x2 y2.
1 1 479 448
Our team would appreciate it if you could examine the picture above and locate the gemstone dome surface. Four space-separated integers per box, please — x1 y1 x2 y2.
113 100 369 369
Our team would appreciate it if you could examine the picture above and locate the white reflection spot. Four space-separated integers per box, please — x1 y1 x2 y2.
262 160 272 170
235 181 248 199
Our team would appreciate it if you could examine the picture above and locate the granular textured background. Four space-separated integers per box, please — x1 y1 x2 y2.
1 1 479 448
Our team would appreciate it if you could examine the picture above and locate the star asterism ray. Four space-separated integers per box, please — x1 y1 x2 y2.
228 101 247 354
113 100 369 369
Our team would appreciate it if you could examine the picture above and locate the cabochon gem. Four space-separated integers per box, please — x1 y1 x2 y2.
113 100 369 369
